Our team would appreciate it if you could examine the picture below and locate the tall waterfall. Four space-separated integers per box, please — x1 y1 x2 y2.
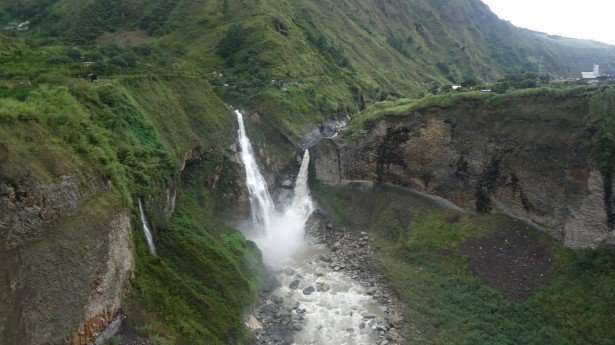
236 110 276 232
235 110 314 266
138 199 157 256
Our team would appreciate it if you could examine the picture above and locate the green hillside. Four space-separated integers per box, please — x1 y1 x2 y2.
1 1 615 344
1 0 615 136
0 75 263 344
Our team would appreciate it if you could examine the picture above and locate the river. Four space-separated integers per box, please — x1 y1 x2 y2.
236 110 389 345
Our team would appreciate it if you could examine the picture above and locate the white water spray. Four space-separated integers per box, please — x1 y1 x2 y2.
236 110 313 266
236 111 385 345
138 199 157 256
254 149 314 266
291 150 315 220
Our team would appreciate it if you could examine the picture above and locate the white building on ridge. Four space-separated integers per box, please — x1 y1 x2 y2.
581 64 600 79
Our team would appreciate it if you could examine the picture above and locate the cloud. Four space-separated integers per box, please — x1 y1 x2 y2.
481 0 615 45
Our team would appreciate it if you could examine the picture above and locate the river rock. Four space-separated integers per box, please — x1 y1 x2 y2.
289 280 301 290
319 255 332 263
316 282 330 292
302 286 315 295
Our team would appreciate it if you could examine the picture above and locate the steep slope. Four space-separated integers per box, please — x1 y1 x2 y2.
2 0 615 136
0 76 263 345
1 1 615 344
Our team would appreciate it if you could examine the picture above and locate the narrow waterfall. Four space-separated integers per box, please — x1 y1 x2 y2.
290 150 315 222
236 110 276 232
138 199 157 256
235 110 313 266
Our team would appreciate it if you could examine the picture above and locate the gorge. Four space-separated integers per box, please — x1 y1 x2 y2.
0 0 615 345
237 110 394 345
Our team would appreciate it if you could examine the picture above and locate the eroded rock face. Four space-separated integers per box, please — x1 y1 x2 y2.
314 105 615 249
563 171 614 248
0 175 91 251
0 144 135 345
70 213 134 345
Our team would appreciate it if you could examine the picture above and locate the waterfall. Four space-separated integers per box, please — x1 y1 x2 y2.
138 199 157 256
236 110 276 232
290 150 314 223
236 110 314 266
237 112 387 345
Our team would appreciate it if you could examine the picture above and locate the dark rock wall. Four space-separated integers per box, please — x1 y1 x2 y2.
0 137 134 345
314 100 615 248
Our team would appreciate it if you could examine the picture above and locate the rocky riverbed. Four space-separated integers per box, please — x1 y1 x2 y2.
250 215 404 345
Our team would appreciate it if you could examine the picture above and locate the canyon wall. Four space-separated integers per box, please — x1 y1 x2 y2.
0 132 134 345
314 91 615 248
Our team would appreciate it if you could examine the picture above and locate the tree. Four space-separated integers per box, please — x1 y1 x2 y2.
217 24 246 60
67 48 82 61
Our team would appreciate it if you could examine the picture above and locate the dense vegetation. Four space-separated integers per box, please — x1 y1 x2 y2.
1 0 615 344
130 156 262 345
2 0 615 136
314 184 615 345
348 86 604 134
0 77 263 344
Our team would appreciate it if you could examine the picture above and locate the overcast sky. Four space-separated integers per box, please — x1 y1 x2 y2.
481 0 615 45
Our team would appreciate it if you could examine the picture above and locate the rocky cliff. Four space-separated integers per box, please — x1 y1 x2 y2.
0 125 134 345
314 89 615 248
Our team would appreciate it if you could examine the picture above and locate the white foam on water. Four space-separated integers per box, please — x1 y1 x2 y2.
236 110 385 345
275 246 385 345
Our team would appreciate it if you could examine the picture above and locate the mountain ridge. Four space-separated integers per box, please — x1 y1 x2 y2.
1 0 614 134
1 1 615 344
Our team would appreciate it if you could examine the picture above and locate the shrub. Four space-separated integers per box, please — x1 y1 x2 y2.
217 24 247 65
110 52 137 68
67 48 82 61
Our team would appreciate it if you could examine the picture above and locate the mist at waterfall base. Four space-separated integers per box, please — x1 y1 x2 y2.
236 110 314 267
236 111 387 345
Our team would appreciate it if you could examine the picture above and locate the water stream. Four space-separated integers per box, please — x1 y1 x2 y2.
138 199 157 257
236 110 386 345
237 110 276 232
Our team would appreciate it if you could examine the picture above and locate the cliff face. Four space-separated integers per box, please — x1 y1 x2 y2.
314 90 615 248
0 127 134 345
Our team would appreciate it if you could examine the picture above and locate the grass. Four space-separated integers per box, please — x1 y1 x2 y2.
0 74 262 344
128 157 262 345
0 81 178 201
3 0 615 138
2 1 615 344
348 86 601 135
590 88 615 228
313 184 615 345
0 74 238 199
